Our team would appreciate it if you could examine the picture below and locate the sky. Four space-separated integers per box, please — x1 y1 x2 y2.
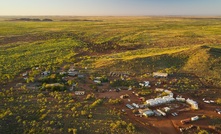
1 0 221 16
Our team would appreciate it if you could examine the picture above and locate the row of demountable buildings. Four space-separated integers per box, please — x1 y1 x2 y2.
145 88 199 110
146 89 175 106
146 96 175 106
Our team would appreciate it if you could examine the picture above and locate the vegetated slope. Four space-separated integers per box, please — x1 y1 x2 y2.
0 38 85 83
89 46 190 72
86 44 221 88
182 45 221 87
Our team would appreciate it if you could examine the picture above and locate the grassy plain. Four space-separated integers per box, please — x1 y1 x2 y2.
1 16 221 86
1 16 221 133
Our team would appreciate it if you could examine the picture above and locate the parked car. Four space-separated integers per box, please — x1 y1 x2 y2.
171 112 178 116
215 108 221 114
181 118 191 124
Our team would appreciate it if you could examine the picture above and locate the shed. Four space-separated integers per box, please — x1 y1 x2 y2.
132 103 139 108
74 91 85 96
138 108 150 114
126 104 134 110
153 110 162 116
139 81 150 87
139 104 148 109
94 80 101 84
78 74 84 78
155 88 164 92
163 107 171 112
41 71 50 76
153 72 168 78
143 110 154 117
157 109 166 116
68 69 78 76
176 97 186 102
186 98 199 110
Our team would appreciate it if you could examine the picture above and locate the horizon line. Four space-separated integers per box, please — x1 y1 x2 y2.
1 15 221 17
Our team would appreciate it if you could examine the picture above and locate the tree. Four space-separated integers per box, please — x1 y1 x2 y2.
26 77 35 83
68 128 77 134
63 64 70 71
127 123 135 133
108 99 121 105
81 110 88 116
216 98 221 105
67 80 73 86
72 129 78 134
88 114 93 119
85 93 95 100
198 129 209 134
89 99 103 109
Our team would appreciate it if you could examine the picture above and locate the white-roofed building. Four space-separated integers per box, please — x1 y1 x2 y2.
176 97 186 102
143 110 154 117
138 108 150 114
157 109 166 116
139 81 150 87
146 96 175 107
155 88 164 92
164 90 174 97
186 98 199 110
153 72 168 78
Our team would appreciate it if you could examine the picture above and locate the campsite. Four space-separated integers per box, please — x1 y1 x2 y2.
1 16 221 134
